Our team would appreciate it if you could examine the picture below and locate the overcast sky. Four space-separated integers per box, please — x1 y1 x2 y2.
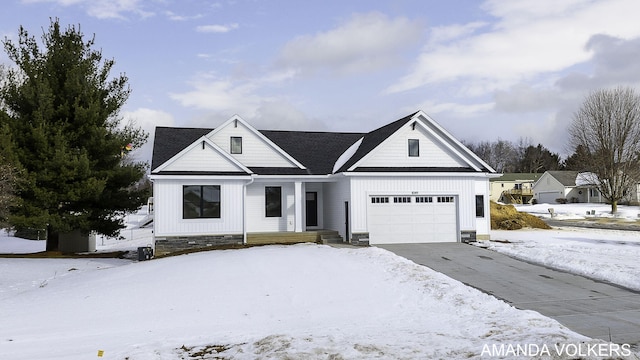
3 0 640 163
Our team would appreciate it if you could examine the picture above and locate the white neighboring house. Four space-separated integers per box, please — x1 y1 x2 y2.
149 111 499 255
533 171 604 204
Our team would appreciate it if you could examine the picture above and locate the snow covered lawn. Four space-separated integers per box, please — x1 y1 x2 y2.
480 203 640 291
1 204 639 359
0 238 604 360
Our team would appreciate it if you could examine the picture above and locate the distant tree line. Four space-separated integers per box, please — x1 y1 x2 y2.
462 138 571 173
466 86 640 213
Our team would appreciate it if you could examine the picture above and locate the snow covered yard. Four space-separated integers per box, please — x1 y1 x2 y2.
480 203 640 291
0 238 617 360
1 204 640 359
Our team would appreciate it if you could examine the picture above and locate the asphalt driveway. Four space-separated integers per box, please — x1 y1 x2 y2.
378 243 640 346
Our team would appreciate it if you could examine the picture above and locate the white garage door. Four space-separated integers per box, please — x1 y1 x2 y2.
368 195 458 244
537 191 562 204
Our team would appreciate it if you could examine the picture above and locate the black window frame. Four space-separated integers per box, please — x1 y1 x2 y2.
475 195 485 217
408 139 419 157
230 136 242 154
183 185 221 219
265 186 282 217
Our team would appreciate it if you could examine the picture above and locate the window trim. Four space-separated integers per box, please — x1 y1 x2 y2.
183 185 221 219
230 136 242 154
408 139 420 157
265 186 282 217
475 195 485 218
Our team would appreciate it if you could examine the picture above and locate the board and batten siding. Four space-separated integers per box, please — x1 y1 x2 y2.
348 176 477 234
475 178 490 238
357 124 467 168
245 182 296 232
209 121 296 168
161 142 243 173
323 177 351 240
153 179 244 237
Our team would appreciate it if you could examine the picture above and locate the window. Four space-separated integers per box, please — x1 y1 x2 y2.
183 185 220 219
265 186 282 217
371 196 389 204
393 196 412 203
230 137 242 154
475 195 484 217
437 196 454 203
408 139 419 157
415 196 433 203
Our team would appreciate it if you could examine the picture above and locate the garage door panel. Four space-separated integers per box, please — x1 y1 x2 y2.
368 195 457 244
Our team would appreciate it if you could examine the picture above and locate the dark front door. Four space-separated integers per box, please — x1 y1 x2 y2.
344 201 349 240
306 192 318 227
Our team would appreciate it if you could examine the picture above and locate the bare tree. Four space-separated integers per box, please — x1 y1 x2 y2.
463 139 519 173
568 86 640 213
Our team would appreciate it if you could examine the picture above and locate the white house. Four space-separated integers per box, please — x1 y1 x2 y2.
533 171 603 204
149 111 498 255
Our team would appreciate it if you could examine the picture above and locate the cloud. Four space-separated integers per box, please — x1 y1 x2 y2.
169 69 297 117
276 12 423 76
196 23 239 33
122 108 175 164
22 0 153 19
387 0 640 95
165 11 204 22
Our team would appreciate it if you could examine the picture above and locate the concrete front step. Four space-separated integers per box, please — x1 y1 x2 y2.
320 233 344 244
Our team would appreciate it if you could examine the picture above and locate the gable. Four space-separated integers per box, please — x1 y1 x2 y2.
356 122 468 168
207 116 303 169
155 137 250 174
343 111 494 173
151 127 210 171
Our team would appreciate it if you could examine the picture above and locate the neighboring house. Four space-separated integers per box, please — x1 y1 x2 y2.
489 173 541 204
533 171 603 204
149 111 498 255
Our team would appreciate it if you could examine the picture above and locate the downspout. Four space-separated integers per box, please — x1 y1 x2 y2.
242 175 255 245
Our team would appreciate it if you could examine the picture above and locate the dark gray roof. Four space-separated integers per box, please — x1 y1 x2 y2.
151 112 494 176
547 171 579 186
260 130 364 175
151 127 211 171
151 126 364 175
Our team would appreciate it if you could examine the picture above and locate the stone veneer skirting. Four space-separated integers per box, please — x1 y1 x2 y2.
460 230 477 243
350 232 370 246
154 234 243 256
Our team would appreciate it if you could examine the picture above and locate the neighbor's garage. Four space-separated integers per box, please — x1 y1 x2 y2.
367 195 458 244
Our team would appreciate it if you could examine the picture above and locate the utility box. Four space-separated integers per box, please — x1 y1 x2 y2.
59 230 95 253
137 246 153 261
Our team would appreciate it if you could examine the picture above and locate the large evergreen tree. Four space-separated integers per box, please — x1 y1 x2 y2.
0 19 148 250
516 144 561 173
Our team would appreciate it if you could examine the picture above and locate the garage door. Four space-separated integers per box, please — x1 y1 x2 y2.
537 191 562 204
368 195 458 244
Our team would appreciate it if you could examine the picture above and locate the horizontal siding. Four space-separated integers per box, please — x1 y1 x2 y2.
359 124 466 168
153 179 244 237
210 121 295 168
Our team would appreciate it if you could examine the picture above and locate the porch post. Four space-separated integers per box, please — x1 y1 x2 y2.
294 181 304 232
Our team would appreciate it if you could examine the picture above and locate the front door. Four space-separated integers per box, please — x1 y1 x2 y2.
305 192 318 227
